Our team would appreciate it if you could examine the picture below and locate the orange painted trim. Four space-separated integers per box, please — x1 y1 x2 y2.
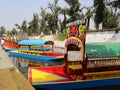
28 68 32 84
65 37 84 62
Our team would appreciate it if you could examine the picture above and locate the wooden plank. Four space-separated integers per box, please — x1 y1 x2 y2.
85 70 120 80
69 65 82 70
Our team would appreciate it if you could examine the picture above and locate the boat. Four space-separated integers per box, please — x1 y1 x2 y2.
9 40 64 63
28 19 120 90
3 40 19 51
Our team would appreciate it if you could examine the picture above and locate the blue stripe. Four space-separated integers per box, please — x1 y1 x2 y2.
33 78 120 90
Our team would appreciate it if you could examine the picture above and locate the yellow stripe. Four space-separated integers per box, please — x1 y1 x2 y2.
32 69 65 82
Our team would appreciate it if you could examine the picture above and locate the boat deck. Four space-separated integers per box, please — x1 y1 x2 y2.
0 45 35 90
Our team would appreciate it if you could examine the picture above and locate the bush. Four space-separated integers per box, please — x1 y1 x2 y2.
57 33 66 41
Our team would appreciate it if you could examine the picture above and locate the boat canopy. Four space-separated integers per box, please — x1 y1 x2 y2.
86 43 120 58
18 40 54 46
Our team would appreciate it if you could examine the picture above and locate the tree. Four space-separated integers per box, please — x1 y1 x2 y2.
15 24 22 32
21 20 28 33
45 13 53 34
6 31 11 36
107 0 120 12
103 8 118 29
39 7 48 34
47 0 61 34
15 20 28 33
0 26 6 36
83 6 94 30
28 13 40 35
60 8 67 33
64 0 82 22
11 28 18 35
94 0 106 29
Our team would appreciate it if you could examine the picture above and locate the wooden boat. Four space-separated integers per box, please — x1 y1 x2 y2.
3 40 19 51
28 19 120 90
9 40 64 63
29 65 120 90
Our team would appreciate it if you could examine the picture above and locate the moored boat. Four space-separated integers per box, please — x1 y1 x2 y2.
28 19 120 90
3 40 19 51
9 40 64 63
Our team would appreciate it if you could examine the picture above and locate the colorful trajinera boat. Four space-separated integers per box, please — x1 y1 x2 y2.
3 33 29 51
28 19 120 90
9 40 64 63
3 40 19 51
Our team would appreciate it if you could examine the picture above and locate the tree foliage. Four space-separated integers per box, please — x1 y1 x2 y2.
28 13 39 35
15 20 28 33
3 0 120 36
103 8 118 29
0 26 6 36
64 0 82 22
15 24 22 32
11 28 18 35
94 0 106 29
21 20 28 33
39 8 47 34
46 0 61 34
83 6 94 30
107 0 120 12
60 8 67 33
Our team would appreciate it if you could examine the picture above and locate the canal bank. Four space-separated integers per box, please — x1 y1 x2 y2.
0 45 35 90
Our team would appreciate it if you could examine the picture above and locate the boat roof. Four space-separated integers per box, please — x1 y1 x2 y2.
86 42 120 58
18 40 54 46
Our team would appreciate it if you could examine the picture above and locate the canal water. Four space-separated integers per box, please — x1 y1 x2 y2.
7 47 64 80
8 53 64 80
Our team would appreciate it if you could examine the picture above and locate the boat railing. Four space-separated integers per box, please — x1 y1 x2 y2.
84 70 120 80
88 58 120 64
19 50 54 56
83 57 120 73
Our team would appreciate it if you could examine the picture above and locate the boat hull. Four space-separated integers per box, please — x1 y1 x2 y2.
33 78 120 90
9 50 64 65
28 66 120 90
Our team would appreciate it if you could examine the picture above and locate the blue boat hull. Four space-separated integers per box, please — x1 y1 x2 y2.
9 51 63 65
33 78 120 90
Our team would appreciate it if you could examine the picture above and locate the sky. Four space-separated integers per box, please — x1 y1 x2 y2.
0 0 93 30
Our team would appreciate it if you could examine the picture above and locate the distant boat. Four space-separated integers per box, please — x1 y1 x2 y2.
9 40 64 63
3 40 19 51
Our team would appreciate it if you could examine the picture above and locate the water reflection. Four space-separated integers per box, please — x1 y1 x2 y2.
9 55 64 80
